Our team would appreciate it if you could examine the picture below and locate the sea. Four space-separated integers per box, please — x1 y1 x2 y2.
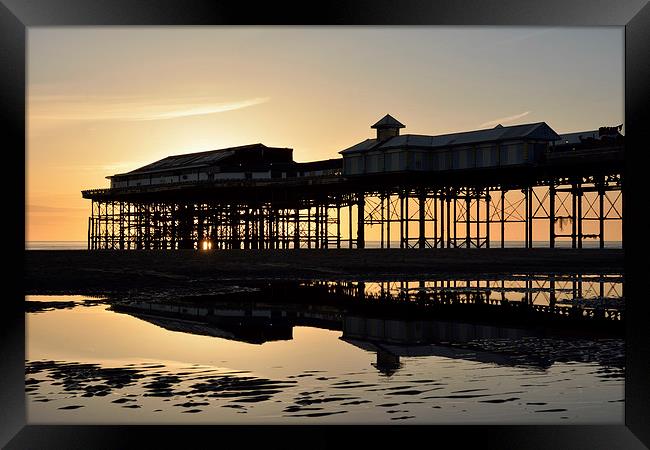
26 240 623 250
26 273 625 425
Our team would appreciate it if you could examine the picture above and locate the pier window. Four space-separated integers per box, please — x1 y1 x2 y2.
398 150 406 170
431 152 440 170
345 155 363 175
476 144 498 168
454 146 474 169
385 152 394 171
500 142 525 165
414 152 424 170
451 148 460 169
438 151 450 170
367 153 381 173
529 142 548 162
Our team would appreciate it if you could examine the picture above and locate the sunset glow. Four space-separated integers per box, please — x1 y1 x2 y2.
27 27 624 242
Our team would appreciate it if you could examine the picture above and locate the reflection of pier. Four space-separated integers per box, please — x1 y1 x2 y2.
113 299 342 345
110 276 623 374
341 318 545 375
342 315 535 345
311 274 624 321
112 299 549 373
127 311 294 345
341 338 549 375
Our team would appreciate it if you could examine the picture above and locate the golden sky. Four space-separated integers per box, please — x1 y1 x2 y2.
27 27 624 242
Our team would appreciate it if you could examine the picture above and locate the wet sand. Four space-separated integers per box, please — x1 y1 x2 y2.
25 248 623 294
25 299 625 424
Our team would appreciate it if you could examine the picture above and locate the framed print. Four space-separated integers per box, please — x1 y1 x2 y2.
4 0 649 448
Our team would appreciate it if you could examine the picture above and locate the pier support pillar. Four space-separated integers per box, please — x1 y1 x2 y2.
465 195 471 248
550 183 556 248
599 182 605 249
386 193 391 249
293 208 300 249
485 191 490 248
336 202 341 249
500 189 505 248
357 193 365 249
577 183 583 249
418 192 426 249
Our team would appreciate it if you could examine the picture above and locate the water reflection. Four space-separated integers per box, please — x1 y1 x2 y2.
317 274 624 321
25 273 625 424
109 275 624 374
133 313 294 345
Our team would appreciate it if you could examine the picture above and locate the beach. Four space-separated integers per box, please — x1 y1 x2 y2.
25 248 624 293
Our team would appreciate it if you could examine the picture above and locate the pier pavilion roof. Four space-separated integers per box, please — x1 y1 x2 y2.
109 143 293 178
340 122 561 155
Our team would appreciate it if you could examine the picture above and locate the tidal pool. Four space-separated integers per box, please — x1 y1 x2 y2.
25 287 624 424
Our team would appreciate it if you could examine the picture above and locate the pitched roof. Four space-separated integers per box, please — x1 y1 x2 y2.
339 138 379 154
553 130 599 145
112 143 273 177
371 114 405 129
340 122 560 155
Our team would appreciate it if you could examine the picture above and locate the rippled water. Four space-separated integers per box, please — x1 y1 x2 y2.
25 293 624 424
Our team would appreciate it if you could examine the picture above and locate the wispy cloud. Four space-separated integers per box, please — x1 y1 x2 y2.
28 204 86 213
48 161 155 173
479 111 531 128
29 95 270 122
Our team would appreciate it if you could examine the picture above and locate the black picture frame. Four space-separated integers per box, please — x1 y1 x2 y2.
4 0 649 448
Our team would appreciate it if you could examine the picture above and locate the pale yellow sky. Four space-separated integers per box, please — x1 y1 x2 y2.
27 27 623 242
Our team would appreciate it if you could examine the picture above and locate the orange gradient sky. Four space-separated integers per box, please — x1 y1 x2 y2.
26 26 624 242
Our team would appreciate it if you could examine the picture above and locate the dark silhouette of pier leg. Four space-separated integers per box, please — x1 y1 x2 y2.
550 184 556 248
465 194 471 248
486 191 491 248
599 182 605 249
577 182 583 249
357 194 365 249
85 173 621 251
500 190 505 248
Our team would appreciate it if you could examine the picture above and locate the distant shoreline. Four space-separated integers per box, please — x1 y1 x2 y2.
25 248 624 294
26 240 624 250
